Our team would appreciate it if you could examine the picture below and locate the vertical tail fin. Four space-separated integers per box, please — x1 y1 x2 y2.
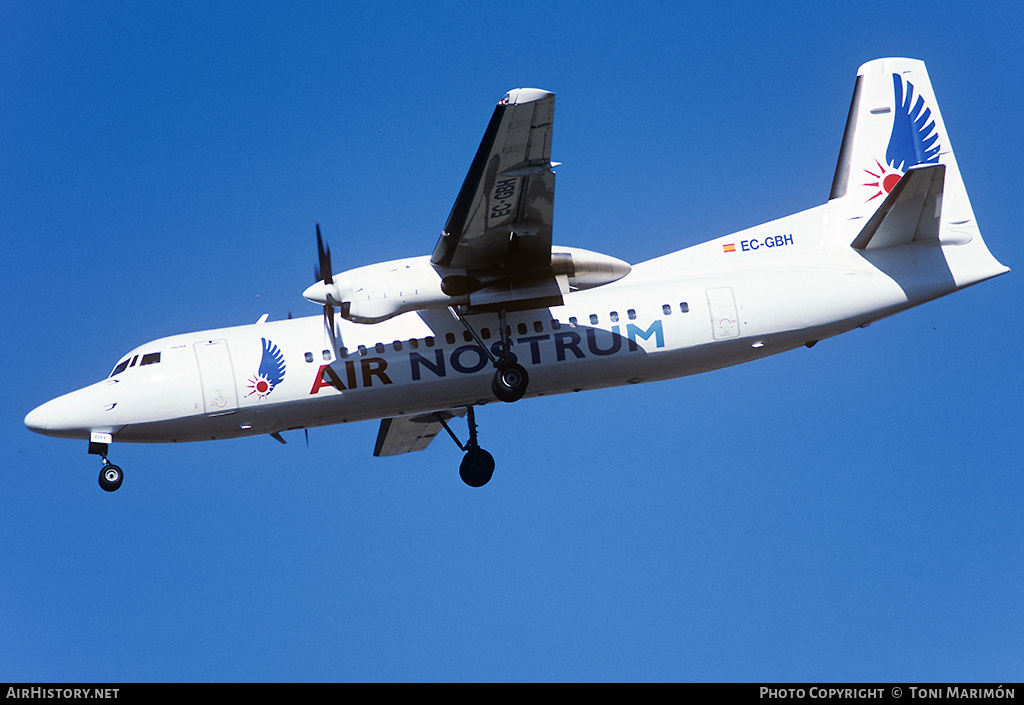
827 58 1007 286
830 58 969 221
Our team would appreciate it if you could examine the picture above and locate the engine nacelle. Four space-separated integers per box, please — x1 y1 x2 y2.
551 246 632 291
303 248 631 324
304 256 456 324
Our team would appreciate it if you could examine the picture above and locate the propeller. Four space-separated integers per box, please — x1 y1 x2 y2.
312 223 340 353
314 222 334 286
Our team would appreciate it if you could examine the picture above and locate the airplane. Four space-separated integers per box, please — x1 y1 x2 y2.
24 57 1009 491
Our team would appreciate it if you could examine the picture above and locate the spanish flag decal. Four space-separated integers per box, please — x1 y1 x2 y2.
723 243 736 253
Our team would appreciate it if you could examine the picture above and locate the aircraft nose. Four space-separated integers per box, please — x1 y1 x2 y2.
24 384 116 440
24 403 50 435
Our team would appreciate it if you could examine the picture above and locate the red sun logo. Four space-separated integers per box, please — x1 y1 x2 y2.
246 374 273 399
862 159 903 202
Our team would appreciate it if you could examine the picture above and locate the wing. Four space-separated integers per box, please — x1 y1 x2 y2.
373 409 467 457
431 88 557 276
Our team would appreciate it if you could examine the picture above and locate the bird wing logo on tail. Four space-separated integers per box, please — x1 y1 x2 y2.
863 74 942 202
247 338 286 399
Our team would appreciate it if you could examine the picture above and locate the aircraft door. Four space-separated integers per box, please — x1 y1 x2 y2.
706 287 740 340
194 339 239 415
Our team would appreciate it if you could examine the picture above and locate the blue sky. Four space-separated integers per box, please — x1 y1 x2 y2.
3 1 1022 682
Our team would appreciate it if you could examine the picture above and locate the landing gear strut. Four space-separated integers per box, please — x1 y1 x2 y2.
449 306 529 403
437 407 495 487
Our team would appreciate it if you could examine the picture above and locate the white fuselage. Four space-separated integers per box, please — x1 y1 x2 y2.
25 201 1003 445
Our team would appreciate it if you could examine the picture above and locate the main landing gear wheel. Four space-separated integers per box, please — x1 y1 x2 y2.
459 447 495 487
492 362 529 403
98 463 123 492
436 406 497 487
448 305 529 403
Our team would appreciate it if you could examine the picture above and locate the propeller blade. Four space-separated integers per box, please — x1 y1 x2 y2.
324 302 338 353
312 222 342 353
315 222 334 285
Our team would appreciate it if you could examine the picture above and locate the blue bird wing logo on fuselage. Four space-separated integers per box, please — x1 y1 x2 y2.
246 338 286 399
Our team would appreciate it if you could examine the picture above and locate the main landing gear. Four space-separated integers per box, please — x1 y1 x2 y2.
89 437 123 492
492 360 528 403
436 407 495 487
450 306 529 403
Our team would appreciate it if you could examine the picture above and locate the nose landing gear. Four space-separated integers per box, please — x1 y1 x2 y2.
89 435 123 492
98 461 123 492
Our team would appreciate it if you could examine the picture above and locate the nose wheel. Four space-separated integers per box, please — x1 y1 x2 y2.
98 460 123 492
89 439 123 492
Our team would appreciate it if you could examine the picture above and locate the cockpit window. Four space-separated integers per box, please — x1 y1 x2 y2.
109 351 160 377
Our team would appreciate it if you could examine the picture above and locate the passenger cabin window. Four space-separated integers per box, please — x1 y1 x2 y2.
680 302 689 313
662 304 672 316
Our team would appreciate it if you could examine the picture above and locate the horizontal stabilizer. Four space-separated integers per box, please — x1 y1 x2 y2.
851 163 945 250
373 409 467 457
